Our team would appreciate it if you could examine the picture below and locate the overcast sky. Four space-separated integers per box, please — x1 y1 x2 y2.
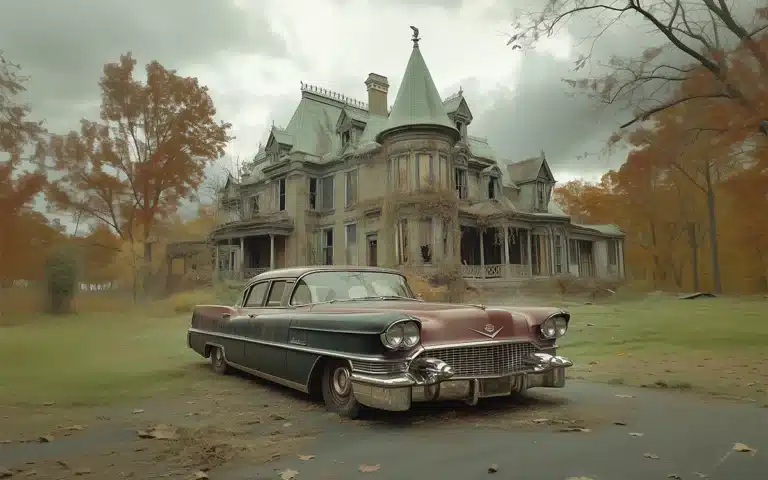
2 0 675 228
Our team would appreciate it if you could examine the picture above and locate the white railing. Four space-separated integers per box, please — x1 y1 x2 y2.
460 264 482 278
484 264 502 278
460 263 530 279
507 264 531 277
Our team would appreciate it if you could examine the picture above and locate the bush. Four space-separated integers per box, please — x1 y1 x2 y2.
44 246 79 314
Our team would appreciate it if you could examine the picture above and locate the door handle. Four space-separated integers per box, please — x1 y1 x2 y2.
222 313 231 320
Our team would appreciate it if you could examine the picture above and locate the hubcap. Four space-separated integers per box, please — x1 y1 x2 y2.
331 367 351 397
215 349 224 365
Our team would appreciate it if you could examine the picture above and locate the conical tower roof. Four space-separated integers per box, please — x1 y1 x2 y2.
376 29 459 143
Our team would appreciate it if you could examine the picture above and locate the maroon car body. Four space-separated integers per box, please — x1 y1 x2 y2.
188 266 573 418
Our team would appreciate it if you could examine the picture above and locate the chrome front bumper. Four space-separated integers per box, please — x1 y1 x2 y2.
350 352 573 412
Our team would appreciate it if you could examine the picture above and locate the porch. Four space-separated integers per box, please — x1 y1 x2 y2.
214 233 290 280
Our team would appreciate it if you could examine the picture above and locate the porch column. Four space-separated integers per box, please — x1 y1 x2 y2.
269 234 276 270
239 236 245 280
503 225 511 279
214 243 219 279
479 229 486 279
527 229 533 277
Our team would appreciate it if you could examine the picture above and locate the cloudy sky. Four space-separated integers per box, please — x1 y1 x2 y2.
1 0 660 213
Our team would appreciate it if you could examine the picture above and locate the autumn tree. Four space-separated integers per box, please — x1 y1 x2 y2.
0 51 49 288
511 1 768 130
47 53 231 292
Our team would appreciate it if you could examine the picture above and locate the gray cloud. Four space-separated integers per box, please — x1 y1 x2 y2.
0 0 286 133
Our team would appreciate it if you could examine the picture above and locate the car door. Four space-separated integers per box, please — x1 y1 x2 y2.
241 279 292 379
228 281 269 366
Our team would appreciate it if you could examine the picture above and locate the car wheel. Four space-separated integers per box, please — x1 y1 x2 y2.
321 360 361 419
210 346 229 375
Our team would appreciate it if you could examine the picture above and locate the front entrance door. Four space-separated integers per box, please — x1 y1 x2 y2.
367 234 378 266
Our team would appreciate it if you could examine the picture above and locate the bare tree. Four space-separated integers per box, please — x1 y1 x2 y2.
510 1 768 128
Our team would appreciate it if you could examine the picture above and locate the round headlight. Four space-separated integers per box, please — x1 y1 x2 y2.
540 318 557 339
382 323 404 349
553 316 568 337
401 321 420 347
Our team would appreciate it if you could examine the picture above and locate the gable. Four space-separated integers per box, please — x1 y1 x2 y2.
537 161 555 183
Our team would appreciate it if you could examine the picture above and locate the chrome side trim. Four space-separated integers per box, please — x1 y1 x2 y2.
204 341 309 393
188 328 425 363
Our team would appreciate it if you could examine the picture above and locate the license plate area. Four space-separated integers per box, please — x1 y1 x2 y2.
479 377 513 397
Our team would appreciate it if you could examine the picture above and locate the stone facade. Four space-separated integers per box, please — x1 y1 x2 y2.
210 33 625 285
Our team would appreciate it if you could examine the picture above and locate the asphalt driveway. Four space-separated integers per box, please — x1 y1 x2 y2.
215 382 767 480
1 381 765 479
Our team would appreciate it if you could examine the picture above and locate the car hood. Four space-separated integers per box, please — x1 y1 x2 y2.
307 300 565 346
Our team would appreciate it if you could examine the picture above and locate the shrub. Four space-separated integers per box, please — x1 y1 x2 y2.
44 246 79 314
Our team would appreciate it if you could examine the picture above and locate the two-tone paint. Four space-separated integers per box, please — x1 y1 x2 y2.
187 266 574 416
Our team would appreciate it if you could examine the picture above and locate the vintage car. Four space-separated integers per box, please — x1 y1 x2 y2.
187 266 573 418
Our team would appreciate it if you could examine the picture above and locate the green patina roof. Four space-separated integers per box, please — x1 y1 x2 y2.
283 95 345 158
377 42 458 141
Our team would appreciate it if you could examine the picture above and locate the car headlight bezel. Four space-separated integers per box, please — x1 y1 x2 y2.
381 319 420 350
540 313 569 339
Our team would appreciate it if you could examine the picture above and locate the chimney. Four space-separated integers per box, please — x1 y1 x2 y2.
365 73 389 116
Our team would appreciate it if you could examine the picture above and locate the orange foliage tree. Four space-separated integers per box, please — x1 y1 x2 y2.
0 51 53 287
555 34 768 293
47 53 232 271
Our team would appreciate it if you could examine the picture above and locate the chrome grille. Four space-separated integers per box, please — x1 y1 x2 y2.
420 342 537 378
350 360 408 375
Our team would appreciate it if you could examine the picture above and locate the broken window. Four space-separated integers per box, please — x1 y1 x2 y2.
322 227 334 265
277 178 286 211
455 168 468 199
488 176 499 200
419 217 434 263
308 177 317 209
392 155 409 190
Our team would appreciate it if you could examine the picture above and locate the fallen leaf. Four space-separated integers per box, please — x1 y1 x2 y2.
23 469 37 476
615 394 635 398
565 477 595 480
279 469 299 480
643 453 659 460
136 424 178 440
74 468 91 476
270 413 286 421
667 475 682 479
733 443 756 453
693 473 710 478
488 464 499 473
38 436 53 443
359 464 380 473
132 409 145 414
613 421 627 426
43 402 55 407
191 471 209 479
56 460 69 469
297 455 315 461
65 425 85 431
532 418 550 424
283 422 292 428
559 427 591 433
0 467 12 479
629 432 644 437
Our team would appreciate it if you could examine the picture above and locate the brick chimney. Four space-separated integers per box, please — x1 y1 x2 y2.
365 73 389 116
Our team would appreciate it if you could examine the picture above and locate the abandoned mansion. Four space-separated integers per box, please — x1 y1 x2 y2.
210 30 625 285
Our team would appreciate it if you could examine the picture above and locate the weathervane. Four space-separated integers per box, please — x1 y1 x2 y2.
410 26 420 47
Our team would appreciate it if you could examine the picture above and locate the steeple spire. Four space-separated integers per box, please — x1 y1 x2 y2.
376 28 459 143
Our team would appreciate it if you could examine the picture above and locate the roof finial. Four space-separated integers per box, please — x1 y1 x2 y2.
410 26 420 47
458 86 463 95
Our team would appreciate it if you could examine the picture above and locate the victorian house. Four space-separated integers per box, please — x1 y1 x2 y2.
211 30 625 285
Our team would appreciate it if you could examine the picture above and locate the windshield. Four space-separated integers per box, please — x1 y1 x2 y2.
290 271 414 305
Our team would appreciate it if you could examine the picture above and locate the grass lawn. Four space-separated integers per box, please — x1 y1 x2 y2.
561 296 768 402
0 311 206 407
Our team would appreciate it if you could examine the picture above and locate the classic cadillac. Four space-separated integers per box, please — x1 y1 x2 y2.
187 266 573 418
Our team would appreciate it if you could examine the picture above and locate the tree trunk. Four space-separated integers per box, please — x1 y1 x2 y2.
687 222 700 292
704 163 722 293
649 221 660 287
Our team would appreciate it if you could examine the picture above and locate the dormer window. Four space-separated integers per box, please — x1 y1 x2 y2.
456 121 463 131
488 176 500 200
536 182 549 211
341 130 351 146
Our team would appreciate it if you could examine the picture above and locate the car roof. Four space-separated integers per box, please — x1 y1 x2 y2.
247 266 405 283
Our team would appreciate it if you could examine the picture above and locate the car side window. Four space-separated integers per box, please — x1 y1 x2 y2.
244 282 268 307
291 280 313 305
265 281 287 307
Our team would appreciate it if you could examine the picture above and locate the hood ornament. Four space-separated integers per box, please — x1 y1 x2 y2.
470 324 503 339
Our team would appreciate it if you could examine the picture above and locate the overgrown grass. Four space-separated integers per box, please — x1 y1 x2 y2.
561 296 768 400
0 311 205 406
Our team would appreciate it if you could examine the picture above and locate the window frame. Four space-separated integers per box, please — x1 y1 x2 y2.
321 227 334 265
265 280 288 307
242 281 269 307
344 169 358 208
